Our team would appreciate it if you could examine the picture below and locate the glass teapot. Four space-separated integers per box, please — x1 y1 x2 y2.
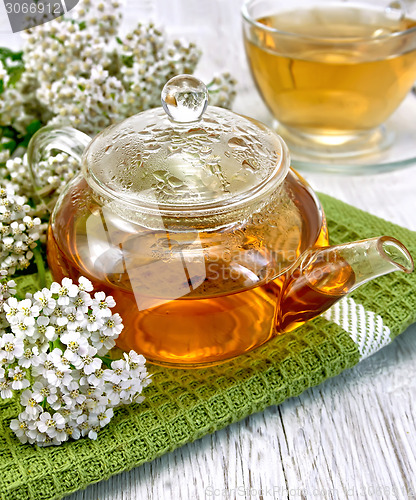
27 75 414 367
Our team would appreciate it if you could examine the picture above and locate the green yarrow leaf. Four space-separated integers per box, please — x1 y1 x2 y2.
0 119 43 155
13 270 53 300
0 47 25 86
7 64 25 87
0 125 20 154
0 47 23 63
20 120 43 148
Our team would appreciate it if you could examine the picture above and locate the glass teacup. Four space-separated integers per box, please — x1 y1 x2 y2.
242 0 416 159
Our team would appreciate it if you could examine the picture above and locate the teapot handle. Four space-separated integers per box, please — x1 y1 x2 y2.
27 126 91 211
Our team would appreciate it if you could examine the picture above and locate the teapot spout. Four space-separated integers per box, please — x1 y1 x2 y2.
275 236 414 333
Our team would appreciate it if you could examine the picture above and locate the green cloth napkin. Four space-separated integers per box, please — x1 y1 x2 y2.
0 193 415 500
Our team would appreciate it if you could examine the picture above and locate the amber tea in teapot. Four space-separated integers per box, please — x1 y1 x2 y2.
46 170 332 366
28 76 414 367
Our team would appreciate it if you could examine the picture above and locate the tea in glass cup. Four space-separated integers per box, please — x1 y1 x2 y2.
242 0 416 159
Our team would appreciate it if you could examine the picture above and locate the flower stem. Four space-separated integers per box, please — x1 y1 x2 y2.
33 245 46 289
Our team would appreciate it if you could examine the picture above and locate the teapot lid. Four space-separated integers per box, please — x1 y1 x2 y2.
82 75 289 214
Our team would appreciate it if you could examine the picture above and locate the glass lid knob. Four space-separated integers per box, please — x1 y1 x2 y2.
161 75 209 123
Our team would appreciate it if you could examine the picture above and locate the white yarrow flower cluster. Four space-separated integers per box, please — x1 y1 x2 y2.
0 183 47 275
0 146 10 165
0 1 236 202
2 153 79 202
0 59 26 133
207 73 238 109
0 276 150 446
17 2 205 137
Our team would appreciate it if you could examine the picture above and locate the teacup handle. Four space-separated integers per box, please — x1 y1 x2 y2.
27 125 91 211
